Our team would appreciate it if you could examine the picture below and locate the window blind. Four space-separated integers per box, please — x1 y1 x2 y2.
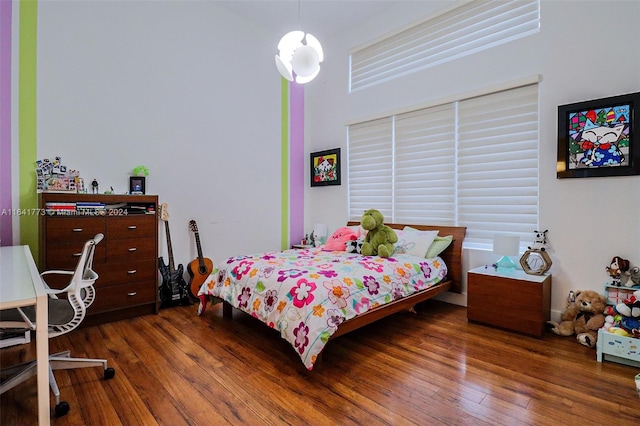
457 84 539 244
394 104 456 224
347 83 539 245
350 0 540 91
347 117 394 220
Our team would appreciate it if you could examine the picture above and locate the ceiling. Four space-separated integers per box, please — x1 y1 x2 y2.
213 0 406 37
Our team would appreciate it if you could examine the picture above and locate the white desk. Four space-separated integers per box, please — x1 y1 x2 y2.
1 245 50 425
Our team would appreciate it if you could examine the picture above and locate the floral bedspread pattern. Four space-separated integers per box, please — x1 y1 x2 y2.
199 248 447 370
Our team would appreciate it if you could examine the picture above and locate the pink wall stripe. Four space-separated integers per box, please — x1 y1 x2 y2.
0 0 13 246
289 82 305 246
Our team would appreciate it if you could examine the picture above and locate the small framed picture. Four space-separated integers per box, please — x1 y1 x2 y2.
129 176 146 194
310 148 341 187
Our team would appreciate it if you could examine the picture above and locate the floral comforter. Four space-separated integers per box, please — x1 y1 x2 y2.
198 247 447 370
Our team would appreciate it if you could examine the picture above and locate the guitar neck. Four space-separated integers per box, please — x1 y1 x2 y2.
164 220 176 273
194 231 205 267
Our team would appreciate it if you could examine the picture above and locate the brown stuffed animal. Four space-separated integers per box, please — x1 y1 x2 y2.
547 289 606 348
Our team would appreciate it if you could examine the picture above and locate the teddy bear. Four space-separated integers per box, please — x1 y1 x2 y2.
360 209 398 258
547 289 606 348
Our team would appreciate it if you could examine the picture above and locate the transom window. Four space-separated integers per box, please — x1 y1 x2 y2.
349 0 540 91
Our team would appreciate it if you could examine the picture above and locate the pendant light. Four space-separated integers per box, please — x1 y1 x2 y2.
275 1 323 84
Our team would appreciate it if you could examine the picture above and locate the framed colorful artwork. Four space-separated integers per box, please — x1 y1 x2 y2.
310 148 341 187
557 92 640 178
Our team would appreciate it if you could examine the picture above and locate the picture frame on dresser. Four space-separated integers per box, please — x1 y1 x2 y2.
129 176 146 194
557 91 640 179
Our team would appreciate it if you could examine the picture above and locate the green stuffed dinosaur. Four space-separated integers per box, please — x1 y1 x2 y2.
360 209 398 258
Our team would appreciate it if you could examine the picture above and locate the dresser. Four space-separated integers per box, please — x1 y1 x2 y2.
38 193 159 326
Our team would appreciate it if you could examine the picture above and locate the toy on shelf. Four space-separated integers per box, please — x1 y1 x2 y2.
629 266 640 286
606 256 631 286
132 165 149 177
615 290 640 319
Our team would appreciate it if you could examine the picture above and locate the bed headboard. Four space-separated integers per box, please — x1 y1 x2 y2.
346 222 466 294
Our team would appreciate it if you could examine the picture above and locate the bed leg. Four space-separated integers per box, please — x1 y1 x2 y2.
222 302 232 318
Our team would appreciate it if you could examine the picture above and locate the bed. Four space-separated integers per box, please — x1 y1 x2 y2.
197 223 466 370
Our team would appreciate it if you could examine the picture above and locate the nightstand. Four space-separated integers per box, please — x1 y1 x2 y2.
291 244 314 249
467 266 551 338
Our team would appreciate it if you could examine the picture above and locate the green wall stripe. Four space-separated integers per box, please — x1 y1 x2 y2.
280 77 289 250
18 0 38 257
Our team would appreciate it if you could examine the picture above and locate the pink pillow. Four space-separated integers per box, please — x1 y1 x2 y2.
324 227 357 251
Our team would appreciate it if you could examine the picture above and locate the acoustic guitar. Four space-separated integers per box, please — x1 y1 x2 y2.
187 220 213 299
158 203 190 308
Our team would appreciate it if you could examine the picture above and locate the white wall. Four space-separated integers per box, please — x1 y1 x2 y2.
305 0 640 314
37 1 284 267
34 0 640 317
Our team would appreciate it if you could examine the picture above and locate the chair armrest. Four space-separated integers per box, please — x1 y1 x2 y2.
40 270 75 297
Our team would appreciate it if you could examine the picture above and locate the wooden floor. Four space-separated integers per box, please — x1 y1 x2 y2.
2 300 639 425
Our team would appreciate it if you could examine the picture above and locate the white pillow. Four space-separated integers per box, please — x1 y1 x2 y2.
348 225 366 238
393 229 438 257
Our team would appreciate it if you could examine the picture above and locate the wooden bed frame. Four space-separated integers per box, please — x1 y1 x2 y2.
221 223 466 341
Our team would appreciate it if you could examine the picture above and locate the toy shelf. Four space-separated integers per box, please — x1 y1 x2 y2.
603 283 640 306
597 282 640 368
597 329 640 368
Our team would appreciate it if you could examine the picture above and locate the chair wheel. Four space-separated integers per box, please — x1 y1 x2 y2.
55 401 70 417
104 367 115 380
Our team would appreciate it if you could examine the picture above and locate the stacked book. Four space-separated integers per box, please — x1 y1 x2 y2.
76 201 105 215
45 202 76 215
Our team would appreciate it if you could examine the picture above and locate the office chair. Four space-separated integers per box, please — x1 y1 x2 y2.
0 233 115 417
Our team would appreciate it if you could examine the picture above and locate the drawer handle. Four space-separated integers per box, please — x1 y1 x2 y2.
127 270 137 274
73 252 82 257
72 228 83 232
127 292 137 297
128 247 137 252
127 225 137 230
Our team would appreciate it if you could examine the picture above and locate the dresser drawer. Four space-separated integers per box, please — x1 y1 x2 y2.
46 217 106 242
107 215 156 239
95 259 157 286
46 242 107 269
107 237 156 263
89 280 157 313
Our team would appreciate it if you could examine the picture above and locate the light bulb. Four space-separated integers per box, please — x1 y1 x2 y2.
291 45 320 78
